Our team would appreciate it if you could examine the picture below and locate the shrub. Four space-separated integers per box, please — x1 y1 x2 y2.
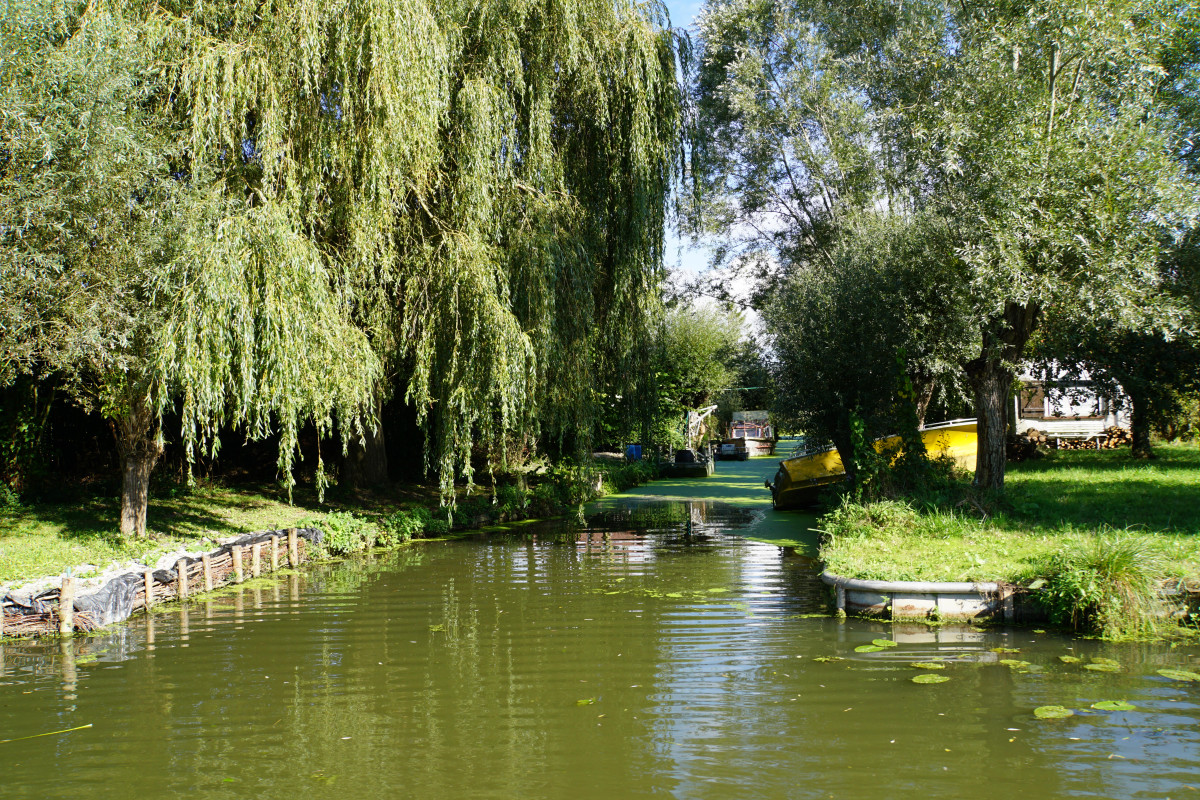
1032 533 1169 639
302 511 381 556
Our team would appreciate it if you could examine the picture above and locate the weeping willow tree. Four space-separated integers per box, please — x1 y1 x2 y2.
180 0 685 496
1 0 381 536
2 0 684 532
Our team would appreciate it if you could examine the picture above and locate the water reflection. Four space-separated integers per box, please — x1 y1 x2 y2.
0 500 1197 799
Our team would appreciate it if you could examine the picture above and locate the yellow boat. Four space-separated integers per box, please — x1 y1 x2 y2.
766 419 977 509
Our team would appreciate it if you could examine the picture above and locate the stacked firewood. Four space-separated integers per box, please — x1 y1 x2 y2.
1052 427 1134 450
1104 426 1134 447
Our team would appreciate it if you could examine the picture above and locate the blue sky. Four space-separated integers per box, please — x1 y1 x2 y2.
661 0 712 292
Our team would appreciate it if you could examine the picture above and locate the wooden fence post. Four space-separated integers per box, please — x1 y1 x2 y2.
177 558 189 600
144 570 155 610
59 575 75 635
270 535 280 572
252 543 262 578
232 545 244 584
202 553 213 592
287 529 298 568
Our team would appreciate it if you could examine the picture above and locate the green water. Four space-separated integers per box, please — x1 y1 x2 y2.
2 464 1200 799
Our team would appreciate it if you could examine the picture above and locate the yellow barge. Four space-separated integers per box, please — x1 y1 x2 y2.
766 419 978 509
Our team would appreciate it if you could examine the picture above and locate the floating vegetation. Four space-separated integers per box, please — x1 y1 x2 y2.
909 662 946 670
813 656 844 663
999 659 1032 670
1034 706 1074 719
912 674 950 684
1092 657 1121 666
1157 669 1200 682
871 639 897 648
991 647 1021 653
854 645 884 653
576 698 597 706
1059 655 1083 664
1084 662 1123 673
1091 700 1137 711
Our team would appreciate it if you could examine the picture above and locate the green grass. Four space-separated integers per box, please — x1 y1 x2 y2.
0 483 323 584
819 443 1200 636
820 443 1200 584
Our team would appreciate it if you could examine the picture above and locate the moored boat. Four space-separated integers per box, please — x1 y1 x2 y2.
766 419 978 509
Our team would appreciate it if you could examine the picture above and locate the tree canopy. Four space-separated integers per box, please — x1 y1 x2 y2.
1 0 686 533
691 0 1200 489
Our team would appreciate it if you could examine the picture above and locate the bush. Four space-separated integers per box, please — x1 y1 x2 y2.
1032 533 1169 639
302 511 381 556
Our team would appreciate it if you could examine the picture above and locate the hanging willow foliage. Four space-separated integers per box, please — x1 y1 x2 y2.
176 0 686 496
2 0 683 509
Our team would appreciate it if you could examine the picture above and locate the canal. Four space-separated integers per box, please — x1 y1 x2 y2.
2 457 1199 798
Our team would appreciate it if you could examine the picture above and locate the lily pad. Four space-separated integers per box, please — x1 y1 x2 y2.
706 588 729 593
912 674 950 684
1058 655 1082 664
813 656 844 663
1084 663 1123 673
1034 705 1074 719
1092 657 1121 666
576 697 597 706
871 639 898 648
1091 700 1137 711
910 661 946 670
991 647 1021 654
1157 668 1200 682
999 659 1032 669
854 644 884 653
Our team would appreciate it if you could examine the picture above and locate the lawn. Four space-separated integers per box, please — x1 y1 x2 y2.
819 443 1200 585
0 484 324 585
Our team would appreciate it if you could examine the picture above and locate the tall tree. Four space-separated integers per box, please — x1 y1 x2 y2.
1 0 383 535
692 0 1198 490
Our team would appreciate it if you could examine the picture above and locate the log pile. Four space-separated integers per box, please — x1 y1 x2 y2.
1006 432 1045 462
1053 427 1134 450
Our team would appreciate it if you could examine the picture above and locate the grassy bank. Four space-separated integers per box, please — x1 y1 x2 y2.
818 443 1200 637
0 460 657 586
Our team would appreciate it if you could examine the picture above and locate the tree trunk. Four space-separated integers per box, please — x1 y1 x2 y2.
342 424 389 489
114 403 163 539
969 360 1012 490
965 302 1040 491
910 372 937 429
1127 390 1155 459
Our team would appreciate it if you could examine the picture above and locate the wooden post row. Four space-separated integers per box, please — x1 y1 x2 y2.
287 528 298 568
232 545 244 584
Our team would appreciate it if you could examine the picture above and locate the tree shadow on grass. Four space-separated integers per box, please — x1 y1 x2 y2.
1006 445 1200 534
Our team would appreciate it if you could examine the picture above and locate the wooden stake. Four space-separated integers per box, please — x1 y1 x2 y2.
251 543 262 577
59 576 75 635
232 545 244 584
177 558 189 600
144 569 154 610
270 535 280 571
287 528 298 568
202 553 213 592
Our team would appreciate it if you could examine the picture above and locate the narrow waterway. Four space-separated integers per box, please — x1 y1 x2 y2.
2 459 1199 799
